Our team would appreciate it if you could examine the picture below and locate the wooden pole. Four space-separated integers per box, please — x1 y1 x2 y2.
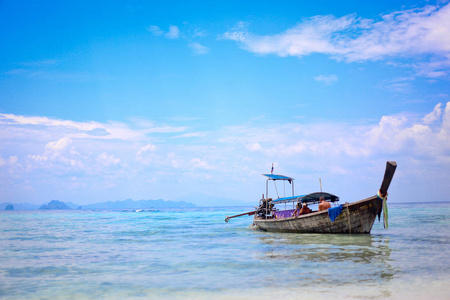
379 161 397 196
225 211 256 223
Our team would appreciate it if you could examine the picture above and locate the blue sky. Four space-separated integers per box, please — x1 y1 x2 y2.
1 0 449 206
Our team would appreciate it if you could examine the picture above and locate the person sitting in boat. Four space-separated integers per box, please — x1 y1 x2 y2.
318 196 331 211
269 203 276 218
257 198 271 218
292 202 302 217
299 203 311 215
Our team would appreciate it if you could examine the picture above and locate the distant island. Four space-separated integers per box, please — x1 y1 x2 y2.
1 193 251 210
1 198 196 210
0 202 40 210
39 200 71 210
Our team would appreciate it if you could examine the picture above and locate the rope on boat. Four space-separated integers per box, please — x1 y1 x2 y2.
377 190 389 229
382 197 389 229
377 190 388 201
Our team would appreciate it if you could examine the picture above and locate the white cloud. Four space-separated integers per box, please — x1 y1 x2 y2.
0 113 186 141
9 156 18 164
173 132 207 138
29 154 47 162
190 158 214 170
218 102 450 163
46 137 72 152
26 137 86 172
222 3 450 77
147 25 164 36
442 101 450 134
147 24 180 39
382 77 415 93
246 143 262 151
148 24 212 55
136 144 159 166
26 137 73 164
222 21 248 42
193 28 208 38
0 113 101 134
97 152 121 167
1 104 450 204
423 103 442 124
137 144 156 156
188 42 209 55
314 74 338 85
166 25 180 39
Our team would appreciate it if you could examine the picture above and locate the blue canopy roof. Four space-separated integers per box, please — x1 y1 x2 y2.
271 195 305 204
263 174 294 181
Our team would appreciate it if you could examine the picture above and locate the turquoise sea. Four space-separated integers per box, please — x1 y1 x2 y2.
1 203 449 300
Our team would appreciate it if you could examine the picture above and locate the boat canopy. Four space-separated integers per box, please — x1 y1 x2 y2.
270 195 304 204
262 173 338 205
301 192 339 204
263 174 294 181
271 192 339 205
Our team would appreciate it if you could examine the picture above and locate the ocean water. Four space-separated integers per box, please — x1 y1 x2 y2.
0 203 449 300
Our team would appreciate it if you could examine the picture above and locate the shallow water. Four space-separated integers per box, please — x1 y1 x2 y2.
1 203 449 299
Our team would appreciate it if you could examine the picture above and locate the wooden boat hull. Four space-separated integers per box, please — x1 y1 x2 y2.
253 195 381 234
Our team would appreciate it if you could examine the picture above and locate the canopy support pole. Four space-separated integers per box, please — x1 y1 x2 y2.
273 181 279 199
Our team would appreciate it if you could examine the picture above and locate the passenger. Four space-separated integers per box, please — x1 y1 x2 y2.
269 203 276 218
269 203 275 212
299 203 311 215
292 202 302 217
318 196 331 211
257 201 265 217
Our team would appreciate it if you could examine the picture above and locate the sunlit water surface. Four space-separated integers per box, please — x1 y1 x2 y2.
1 203 449 299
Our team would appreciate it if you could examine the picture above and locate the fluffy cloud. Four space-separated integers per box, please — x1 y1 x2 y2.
246 143 262 152
423 103 442 124
136 144 159 165
1 103 449 203
137 144 156 156
190 158 214 170
46 137 72 152
226 103 450 160
166 25 180 39
222 3 450 77
442 101 450 134
97 152 121 167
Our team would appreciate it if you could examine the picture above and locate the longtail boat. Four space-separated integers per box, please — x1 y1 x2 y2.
225 161 397 234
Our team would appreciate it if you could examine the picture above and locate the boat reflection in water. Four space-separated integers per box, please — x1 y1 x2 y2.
254 231 395 287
